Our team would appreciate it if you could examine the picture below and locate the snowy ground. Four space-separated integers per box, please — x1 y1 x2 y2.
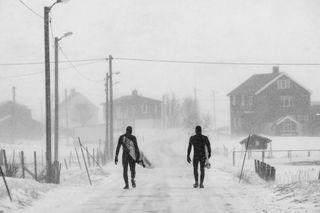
0 129 319 212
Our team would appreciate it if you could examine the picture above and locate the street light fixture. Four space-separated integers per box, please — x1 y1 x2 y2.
44 0 70 184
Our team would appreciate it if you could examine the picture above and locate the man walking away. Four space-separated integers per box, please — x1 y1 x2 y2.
115 126 140 189
187 126 211 188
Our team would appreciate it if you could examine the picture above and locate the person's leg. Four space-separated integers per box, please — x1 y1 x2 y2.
193 158 199 187
122 156 129 188
129 157 136 187
199 158 206 188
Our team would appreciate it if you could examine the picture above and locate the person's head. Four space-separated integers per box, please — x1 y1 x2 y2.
126 126 132 135
195 126 202 135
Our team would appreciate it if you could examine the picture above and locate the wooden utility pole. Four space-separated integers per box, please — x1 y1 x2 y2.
108 55 114 160
54 37 59 162
65 89 69 144
105 72 109 161
44 6 52 183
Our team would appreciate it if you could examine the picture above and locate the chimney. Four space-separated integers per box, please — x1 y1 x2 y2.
272 66 280 74
132 89 138 96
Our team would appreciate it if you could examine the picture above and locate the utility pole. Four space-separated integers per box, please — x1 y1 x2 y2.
11 86 16 143
108 55 114 160
54 37 59 162
44 6 52 183
105 72 109 162
65 89 69 144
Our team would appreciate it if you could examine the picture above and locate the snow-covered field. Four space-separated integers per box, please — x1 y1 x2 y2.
0 129 319 212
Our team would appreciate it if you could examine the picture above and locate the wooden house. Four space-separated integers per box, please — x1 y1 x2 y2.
228 66 311 136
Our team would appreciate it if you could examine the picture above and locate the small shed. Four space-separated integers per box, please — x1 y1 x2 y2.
240 134 271 150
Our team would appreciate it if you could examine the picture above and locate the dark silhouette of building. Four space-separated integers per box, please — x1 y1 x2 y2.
105 90 162 129
0 101 42 141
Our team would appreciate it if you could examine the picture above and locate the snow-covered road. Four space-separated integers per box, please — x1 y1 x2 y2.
20 130 280 213
21 164 265 213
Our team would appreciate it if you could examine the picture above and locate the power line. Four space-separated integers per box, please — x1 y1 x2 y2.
58 46 104 82
0 71 42 79
0 58 106 66
17 0 43 19
3 56 320 67
0 61 104 80
114 57 320 66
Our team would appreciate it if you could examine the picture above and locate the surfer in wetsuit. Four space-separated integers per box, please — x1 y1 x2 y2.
115 126 140 189
187 126 212 188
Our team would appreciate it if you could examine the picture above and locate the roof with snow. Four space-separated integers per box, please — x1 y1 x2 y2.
239 134 271 145
228 72 280 96
227 66 310 96
113 90 161 105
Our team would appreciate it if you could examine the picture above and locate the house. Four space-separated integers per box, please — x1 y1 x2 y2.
107 90 162 130
0 101 42 141
59 88 99 130
228 66 311 136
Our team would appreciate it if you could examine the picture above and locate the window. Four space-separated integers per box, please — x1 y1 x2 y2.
248 96 253 105
141 104 148 114
255 141 260 146
281 120 296 133
280 96 293 107
231 96 236 106
277 79 291 89
241 95 245 106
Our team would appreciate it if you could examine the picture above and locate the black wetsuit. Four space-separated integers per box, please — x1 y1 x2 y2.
187 134 211 184
115 133 140 185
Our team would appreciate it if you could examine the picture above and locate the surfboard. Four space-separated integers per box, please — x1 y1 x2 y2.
204 144 211 169
123 136 154 169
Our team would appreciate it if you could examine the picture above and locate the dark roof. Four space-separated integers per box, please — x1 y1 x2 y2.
228 72 281 96
240 134 271 144
114 94 161 105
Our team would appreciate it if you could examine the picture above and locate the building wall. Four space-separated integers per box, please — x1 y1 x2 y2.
230 75 310 135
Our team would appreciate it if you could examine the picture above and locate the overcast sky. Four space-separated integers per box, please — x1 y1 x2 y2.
1 0 320 126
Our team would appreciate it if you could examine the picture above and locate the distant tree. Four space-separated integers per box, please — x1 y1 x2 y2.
181 97 200 131
168 94 180 127
71 103 93 126
201 113 211 131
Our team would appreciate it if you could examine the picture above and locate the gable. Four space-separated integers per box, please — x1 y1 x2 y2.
255 73 311 95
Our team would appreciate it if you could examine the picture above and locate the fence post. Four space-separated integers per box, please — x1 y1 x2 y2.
233 151 235 166
308 151 310 158
262 151 265 163
74 147 82 169
0 165 12 202
254 160 257 173
97 148 100 165
64 159 68 170
69 151 72 166
3 150 8 175
271 167 276 181
78 138 92 186
34 151 37 181
86 147 91 168
21 151 25 178
92 148 95 167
